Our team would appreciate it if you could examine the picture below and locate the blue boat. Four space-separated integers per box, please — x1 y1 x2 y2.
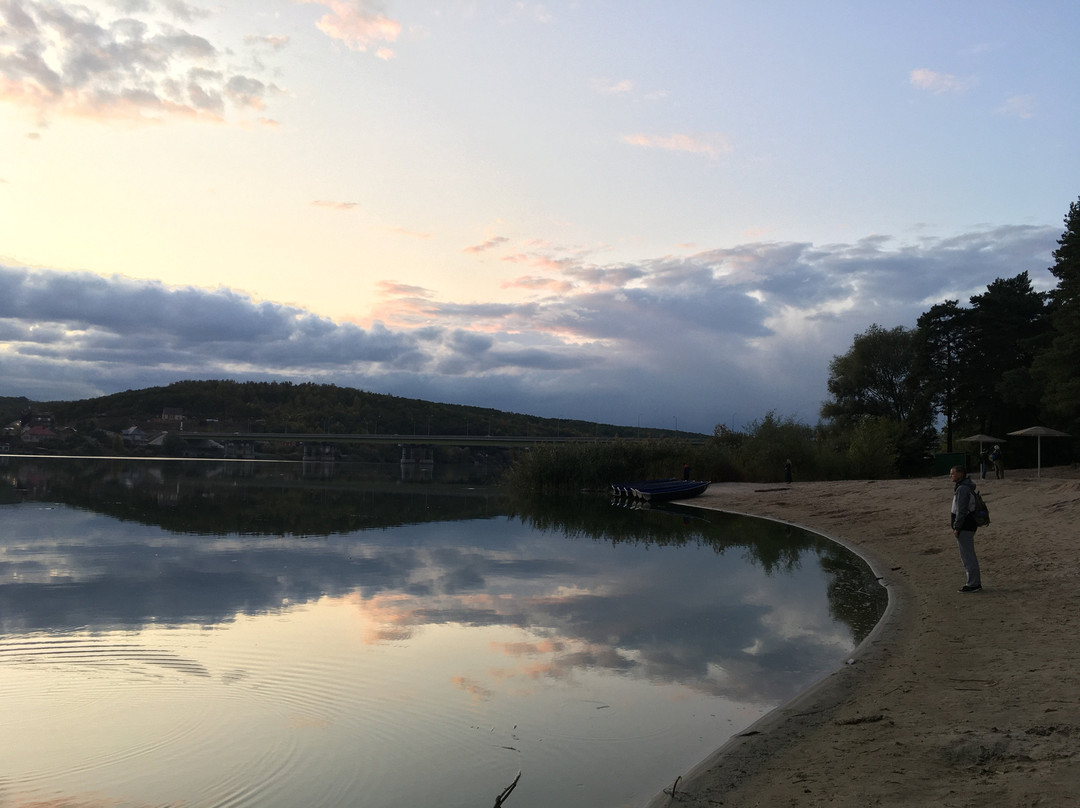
612 479 711 502
610 478 674 497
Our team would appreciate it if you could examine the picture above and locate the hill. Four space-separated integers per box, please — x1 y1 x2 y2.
38 380 692 440
0 396 32 426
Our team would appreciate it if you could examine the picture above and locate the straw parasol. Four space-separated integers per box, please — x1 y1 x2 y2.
1006 426 1072 477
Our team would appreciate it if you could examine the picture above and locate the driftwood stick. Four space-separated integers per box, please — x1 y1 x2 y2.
493 771 522 808
668 775 682 801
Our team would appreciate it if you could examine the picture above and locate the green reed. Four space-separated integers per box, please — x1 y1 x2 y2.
503 439 741 494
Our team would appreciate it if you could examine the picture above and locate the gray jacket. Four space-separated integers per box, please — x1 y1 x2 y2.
951 476 978 532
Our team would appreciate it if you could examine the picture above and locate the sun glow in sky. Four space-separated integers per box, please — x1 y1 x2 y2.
2 0 1078 431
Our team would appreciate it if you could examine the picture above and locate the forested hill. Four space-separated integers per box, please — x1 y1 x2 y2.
0 397 32 427
32 380 685 439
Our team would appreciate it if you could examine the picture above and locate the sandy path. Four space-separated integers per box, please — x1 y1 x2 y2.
644 468 1080 808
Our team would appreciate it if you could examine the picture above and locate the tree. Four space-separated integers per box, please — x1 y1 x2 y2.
913 300 965 451
1034 196 1080 433
821 324 934 474
821 324 922 424
737 411 815 481
957 272 1048 435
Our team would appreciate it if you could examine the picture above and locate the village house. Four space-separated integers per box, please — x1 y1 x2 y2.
121 426 148 445
21 424 56 444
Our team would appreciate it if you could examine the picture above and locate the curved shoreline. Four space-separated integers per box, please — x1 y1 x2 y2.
643 472 1080 807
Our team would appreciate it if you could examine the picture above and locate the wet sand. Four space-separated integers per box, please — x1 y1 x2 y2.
644 468 1080 807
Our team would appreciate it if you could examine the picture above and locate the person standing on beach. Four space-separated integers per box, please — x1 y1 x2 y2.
950 465 982 593
990 445 1005 479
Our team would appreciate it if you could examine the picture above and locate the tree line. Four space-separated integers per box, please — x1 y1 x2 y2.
806 195 1080 476
27 379 679 442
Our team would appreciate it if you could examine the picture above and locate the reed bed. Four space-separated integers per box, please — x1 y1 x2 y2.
503 439 740 495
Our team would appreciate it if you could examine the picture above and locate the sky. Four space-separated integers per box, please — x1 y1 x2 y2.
1 0 1078 434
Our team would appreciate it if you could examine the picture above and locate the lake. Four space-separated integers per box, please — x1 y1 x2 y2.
0 457 886 808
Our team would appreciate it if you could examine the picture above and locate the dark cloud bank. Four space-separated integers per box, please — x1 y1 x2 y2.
0 225 1058 432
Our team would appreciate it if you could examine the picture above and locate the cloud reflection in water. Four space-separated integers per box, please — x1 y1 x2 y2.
0 458 885 808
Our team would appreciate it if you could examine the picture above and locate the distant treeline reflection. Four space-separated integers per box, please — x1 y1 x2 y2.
510 493 886 642
4 457 505 534
4 457 885 642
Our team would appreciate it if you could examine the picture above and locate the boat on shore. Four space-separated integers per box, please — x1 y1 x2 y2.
611 478 711 502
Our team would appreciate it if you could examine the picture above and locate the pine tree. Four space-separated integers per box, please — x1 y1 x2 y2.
1034 197 1080 432
914 300 965 451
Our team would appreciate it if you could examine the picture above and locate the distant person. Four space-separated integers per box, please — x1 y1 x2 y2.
784 459 793 484
949 465 982 593
683 463 691 481
989 445 1004 479
978 449 989 479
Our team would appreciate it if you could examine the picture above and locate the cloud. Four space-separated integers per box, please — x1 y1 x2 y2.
246 34 291 51
621 132 733 158
3 497 867 708
451 675 494 701
377 281 435 298
908 68 975 94
463 235 511 254
591 77 634 94
298 0 401 56
998 94 1035 119
312 199 361 211
0 0 281 125
0 224 1059 430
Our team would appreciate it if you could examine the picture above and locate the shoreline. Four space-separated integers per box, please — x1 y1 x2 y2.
644 469 1080 807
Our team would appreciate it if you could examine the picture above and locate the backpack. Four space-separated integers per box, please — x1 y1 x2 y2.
970 488 991 527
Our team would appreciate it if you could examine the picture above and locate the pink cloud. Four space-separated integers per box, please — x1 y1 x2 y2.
464 235 511 254
298 0 401 55
622 132 733 158
909 68 975 94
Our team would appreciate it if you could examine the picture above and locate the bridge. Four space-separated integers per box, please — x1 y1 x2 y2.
180 432 702 448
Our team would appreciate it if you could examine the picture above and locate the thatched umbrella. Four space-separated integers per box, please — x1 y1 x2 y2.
1006 426 1072 477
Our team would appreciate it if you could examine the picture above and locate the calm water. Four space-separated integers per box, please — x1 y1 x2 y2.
0 457 886 808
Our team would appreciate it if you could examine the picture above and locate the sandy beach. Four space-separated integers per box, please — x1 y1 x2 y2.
645 466 1080 808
